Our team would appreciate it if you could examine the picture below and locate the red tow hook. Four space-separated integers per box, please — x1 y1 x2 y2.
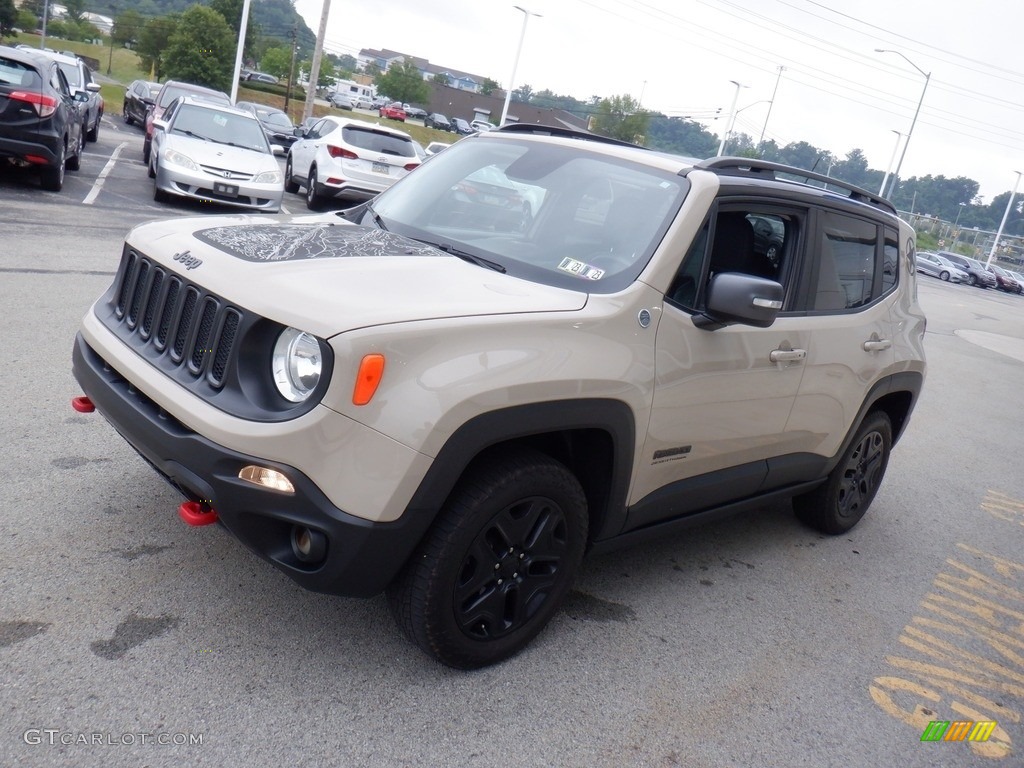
178 500 219 526
71 396 95 413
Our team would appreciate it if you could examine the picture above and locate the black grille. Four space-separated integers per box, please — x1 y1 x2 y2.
111 250 242 388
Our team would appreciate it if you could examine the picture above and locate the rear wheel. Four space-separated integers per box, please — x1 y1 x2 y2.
142 138 151 164
793 412 892 535
40 141 65 191
284 155 299 194
387 448 588 669
305 165 324 210
86 108 100 142
65 129 84 172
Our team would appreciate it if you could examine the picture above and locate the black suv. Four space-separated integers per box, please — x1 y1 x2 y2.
0 45 86 191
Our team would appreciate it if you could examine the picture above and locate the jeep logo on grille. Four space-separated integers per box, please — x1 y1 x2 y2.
172 250 203 270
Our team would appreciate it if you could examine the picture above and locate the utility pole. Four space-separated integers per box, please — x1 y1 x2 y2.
758 65 783 151
302 0 332 124
106 1 120 75
229 0 253 104
284 23 298 116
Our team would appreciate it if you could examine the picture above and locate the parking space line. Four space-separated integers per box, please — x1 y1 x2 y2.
83 142 128 206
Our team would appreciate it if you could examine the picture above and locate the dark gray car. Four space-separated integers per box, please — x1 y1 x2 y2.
939 251 997 288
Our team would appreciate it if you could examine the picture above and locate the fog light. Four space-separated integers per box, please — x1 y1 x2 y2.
238 465 295 494
291 525 327 564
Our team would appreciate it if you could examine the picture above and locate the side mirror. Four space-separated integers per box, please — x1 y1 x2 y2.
693 273 784 330
152 118 169 132
86 82 101 93
271 144 285 156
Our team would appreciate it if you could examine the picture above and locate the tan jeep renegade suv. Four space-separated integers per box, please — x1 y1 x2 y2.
73 124 926 668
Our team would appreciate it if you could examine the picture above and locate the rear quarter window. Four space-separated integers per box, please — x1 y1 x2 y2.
342 126 415 157
0 57 39 88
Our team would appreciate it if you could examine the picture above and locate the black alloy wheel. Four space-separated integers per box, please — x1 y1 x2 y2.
284 155 299 194
793 411 892 535
40 141 65 191
387 448 587 669
305 166 322 210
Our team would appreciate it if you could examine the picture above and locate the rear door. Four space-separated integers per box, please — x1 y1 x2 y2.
782 210 897 461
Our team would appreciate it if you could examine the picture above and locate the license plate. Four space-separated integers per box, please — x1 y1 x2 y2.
213 182 239 197
371 162 389 175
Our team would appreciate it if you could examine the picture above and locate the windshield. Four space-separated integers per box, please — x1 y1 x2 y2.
367 136 688 293
57 62 82 88
170 104 271 153
259 110 293 129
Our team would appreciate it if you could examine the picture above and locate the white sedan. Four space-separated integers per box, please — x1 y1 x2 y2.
915 251 969 283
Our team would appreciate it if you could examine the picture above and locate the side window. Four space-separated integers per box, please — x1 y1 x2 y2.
667 207 796 311
812 211 879 311
883 227 899 294
52 66 69 98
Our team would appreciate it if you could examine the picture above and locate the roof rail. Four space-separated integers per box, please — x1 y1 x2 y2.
696 156 897 215
494 123 645 150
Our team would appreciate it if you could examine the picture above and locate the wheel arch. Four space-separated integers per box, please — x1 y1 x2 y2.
403 399 636 550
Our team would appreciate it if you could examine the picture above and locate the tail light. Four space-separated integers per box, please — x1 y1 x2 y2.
403 162 420 172
9 90 58 118
327 145 358 160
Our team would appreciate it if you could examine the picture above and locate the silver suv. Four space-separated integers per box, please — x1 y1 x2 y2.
72 125 926 668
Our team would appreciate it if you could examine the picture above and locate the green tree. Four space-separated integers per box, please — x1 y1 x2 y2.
137 15 179 80
62 0 86 23
646 115 719 158
511 83 533 102
375 59 428 105
259 46 291 79
0 0 16 37
112 9 144 47
480 77 499 96
300 57 335 88
336 53 357 72
210 0 257 58
162 6 234 92
591 94 648 144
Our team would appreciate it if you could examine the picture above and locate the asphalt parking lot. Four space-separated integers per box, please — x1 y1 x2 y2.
1 114 1022 767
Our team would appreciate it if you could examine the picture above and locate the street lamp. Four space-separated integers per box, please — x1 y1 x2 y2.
878 130 903 195
986 171 1023 267
716 80 747 157
875 49 931 199
951 201 967 244
499 6 541 127
758 65 784 151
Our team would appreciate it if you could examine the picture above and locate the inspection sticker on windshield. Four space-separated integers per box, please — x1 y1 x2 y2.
557 257 605 280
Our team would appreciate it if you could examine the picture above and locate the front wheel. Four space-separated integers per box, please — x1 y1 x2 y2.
387 448 588 669
968 274 977 286
793 412 892 535
939 270 950 281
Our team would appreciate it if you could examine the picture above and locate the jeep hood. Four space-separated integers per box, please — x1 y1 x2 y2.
126 216 587 337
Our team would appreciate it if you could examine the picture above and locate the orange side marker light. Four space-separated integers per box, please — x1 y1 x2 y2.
352 354 385 405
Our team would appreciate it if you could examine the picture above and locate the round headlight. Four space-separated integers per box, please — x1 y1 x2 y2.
272 327 322 402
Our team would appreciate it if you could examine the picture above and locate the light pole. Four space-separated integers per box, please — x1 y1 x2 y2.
878 130 903 195
875 49 931 199
716 80 747 157
951 201 967 244
758 65 784 151
986 171 1022 267
499 6 541 127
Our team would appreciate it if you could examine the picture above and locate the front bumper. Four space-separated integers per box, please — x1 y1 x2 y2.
72 334 431 597
155 163 283 212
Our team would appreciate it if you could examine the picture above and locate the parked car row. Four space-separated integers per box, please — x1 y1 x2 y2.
916 250 1023 294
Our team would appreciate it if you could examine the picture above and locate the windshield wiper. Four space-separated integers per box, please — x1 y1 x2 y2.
364 202 388 231
177 129 213 142
424 240 506 273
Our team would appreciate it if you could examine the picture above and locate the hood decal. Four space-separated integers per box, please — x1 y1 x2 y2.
193 223 442 263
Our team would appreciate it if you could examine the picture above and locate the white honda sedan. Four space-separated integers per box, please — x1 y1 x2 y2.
149 96 284 212
285 117 421 209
